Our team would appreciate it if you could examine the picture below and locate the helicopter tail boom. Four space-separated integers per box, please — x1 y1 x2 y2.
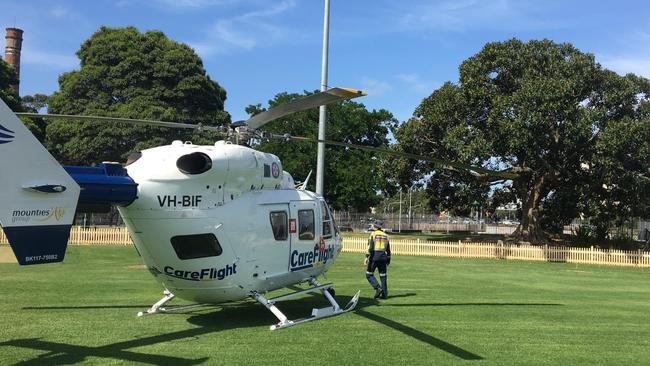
0 98 80 265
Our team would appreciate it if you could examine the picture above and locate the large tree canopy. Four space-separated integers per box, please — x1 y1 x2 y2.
248 91 397 212
46 26 230 165
393 39 650 242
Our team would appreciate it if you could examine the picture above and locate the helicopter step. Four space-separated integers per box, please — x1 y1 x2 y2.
251 278 361 330
137 290 210 316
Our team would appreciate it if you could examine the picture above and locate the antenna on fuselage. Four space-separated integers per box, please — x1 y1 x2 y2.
297 170 313 191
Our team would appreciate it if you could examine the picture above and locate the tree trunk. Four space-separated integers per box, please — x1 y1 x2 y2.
511 175 549 243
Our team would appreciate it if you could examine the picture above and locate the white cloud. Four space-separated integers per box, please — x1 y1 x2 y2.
151 0 237 8
49 6 72 19
190 0 297 56
592 30 650 78
187 42 218 58
396 73 437 94
397 0 558 32
21 47 78 69
360 77 392 96
600 56 650 78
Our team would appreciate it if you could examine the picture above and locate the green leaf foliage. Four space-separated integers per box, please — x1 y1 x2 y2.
393 39 650 242
0 59 20 112
579 117 650 239
249 91 397 212
19 94 49 142
21 93 49 112
46 26 230 165
0 59 48 140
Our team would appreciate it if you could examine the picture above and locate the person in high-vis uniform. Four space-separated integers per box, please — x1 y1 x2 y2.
364 220 391 299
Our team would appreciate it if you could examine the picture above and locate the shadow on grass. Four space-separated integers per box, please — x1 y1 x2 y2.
281 291 483 360
23 305 151 310
3 291 548 363
0 333 210 365
355 309 483 360
5 295 364 365
381 302 563 307
3 301 276 365
351 293 483 360
351 293 561 360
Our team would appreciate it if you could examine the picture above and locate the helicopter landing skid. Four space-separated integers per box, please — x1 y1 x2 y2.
137 290 210 316
251 279 361 330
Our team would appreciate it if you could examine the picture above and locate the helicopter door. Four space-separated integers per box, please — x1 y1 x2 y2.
288 200 319 272
262 205 291 279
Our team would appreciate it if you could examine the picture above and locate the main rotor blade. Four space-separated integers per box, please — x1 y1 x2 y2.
245 88 366 130
16 113 225 133
276 134 518 180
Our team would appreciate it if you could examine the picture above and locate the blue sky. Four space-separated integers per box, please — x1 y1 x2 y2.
3 0 650 122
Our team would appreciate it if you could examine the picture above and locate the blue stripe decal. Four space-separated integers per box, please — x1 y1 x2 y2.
0 131 13 139
3 225 71 265
0 123 14 133
290 264 313 272
0 140 11 144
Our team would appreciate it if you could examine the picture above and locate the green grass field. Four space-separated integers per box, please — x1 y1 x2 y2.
1 245 649 365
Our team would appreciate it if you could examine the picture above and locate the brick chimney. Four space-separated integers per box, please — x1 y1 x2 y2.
5 27 23 94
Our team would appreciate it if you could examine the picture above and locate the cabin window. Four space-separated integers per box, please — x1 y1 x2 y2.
321 201 333 239
176 152 212 175
170 233 222 260
298 209 315 240
270 211 288 241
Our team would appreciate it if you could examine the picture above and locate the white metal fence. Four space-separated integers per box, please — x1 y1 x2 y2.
342 237 650 267
0 226 132 246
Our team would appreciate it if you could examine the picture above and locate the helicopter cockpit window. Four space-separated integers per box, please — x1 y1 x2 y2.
269 211 288 241
298 209 315 240
170 233 222 260
176 152 212 175
321 201 333 239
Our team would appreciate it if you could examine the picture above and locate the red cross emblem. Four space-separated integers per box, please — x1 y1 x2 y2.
271 162 280 178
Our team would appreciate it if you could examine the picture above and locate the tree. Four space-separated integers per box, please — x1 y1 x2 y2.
0 59 48 141
46 26 230 165
579 116 650 239
393 39 650 243
21 93 49 112
247 91 397 212
0 59 19 111
19 94 49 142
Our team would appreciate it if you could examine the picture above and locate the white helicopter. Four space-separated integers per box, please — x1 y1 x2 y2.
0 86 515 330
0 87 373 330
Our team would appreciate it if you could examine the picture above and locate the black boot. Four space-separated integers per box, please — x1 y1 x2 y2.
374 287 384 299
380 276 388 299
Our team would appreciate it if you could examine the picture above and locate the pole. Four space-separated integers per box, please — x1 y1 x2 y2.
315 0 330 196
408 187 412 229
398 191 402 233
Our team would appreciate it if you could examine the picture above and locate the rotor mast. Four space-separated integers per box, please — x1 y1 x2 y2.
316 0 330 196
